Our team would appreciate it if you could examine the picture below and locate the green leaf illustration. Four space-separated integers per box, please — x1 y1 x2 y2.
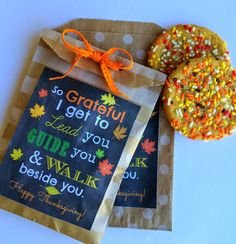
45 186 61 195
96 149 105 159
101 93 116 106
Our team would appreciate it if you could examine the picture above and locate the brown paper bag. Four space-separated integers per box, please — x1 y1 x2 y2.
57 19 174 231
0 24 166 243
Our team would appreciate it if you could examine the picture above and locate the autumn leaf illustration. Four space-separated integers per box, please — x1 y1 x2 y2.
10 148 23 161
43 186 61 195
96 149 105 159
30 103 45 118
98 159 113 176
38 88 48 98
141 138 156 155
151 110 158 118
113 125 127 140
101 93 116 106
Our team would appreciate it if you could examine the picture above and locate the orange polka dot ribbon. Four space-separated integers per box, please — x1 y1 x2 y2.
50 29 134 98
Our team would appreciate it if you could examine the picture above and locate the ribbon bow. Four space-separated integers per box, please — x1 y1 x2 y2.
50 29 134 98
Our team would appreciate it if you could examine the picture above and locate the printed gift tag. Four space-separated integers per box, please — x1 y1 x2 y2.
109 101 174 231
0 68 140 229
114 104 159 208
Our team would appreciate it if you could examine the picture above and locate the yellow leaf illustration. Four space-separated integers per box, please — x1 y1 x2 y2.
151 111 158 118
10 148 23 161
44 186 61 195
113 125 127 140
30 103 45 118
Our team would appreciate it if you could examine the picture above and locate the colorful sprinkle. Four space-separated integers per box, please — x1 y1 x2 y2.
163 57 236 140
148 24 230 75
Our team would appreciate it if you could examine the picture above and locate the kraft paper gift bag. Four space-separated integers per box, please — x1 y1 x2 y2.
0 22 166 243
56 19 174 231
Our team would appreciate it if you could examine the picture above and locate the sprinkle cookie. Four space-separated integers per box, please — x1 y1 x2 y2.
162 57 236 140
148 24 230 74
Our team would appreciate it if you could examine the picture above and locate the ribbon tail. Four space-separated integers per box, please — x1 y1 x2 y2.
49 56 81 81
100 63 129 99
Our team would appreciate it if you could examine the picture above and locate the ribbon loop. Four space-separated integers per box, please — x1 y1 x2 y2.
50 29 134 98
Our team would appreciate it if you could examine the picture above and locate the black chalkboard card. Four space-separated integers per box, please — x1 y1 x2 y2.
114 103 159 208
0 68 140 230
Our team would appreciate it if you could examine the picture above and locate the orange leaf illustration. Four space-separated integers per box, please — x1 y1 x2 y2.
98 159 113 176
38 88 48 98
113 125 127 140
141 138 156 155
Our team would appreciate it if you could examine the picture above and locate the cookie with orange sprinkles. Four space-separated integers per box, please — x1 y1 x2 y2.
148 24 230 75
162 56 236 140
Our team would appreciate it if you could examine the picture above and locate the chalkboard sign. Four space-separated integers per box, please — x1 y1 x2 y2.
114 103 159 208
0 68 140 229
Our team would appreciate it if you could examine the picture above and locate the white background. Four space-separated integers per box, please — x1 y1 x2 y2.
0 0 236 243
